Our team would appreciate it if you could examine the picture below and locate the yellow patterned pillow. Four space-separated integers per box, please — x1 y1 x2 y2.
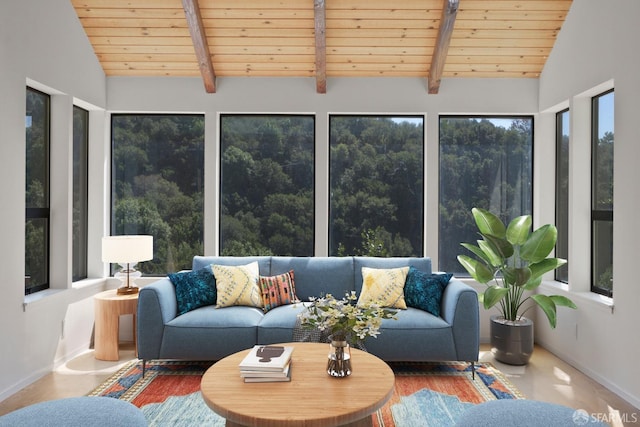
212 262 263 308
357 266 409 309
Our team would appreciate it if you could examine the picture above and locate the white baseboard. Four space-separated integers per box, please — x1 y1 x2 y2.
538 341 640 410
0 365 51 403
0 342 91 403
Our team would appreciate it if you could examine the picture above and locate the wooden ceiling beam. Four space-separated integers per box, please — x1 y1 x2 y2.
314 0 327 94
428 0 459 94
182 0 216 93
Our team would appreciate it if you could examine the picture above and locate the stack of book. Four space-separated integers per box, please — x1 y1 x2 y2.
239 345 294 382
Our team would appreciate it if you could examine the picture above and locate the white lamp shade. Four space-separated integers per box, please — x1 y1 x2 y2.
102 235 154 264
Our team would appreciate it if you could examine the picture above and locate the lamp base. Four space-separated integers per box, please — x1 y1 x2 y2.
117 286 139 295
114 263 142 296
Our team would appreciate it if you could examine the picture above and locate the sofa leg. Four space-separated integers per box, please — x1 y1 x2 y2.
470 361 475 380
141 360 146 378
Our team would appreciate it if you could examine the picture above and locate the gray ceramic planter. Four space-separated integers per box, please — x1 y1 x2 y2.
490 315 534 365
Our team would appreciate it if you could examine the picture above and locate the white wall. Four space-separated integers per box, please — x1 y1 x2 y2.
535 0 640 409
0 0 107 400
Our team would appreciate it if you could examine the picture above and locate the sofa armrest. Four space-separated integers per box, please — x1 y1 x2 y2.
137 278 178 361
440 279 480 362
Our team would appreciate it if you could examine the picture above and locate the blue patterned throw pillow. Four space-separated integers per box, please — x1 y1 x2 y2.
404 267 452 317
169 267 217 316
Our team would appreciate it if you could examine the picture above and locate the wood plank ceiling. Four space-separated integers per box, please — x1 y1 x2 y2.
71 0 573 94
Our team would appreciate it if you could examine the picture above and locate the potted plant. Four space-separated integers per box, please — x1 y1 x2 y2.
457 208 576 365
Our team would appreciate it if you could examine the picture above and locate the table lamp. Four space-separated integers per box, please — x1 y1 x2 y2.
102 235 153 295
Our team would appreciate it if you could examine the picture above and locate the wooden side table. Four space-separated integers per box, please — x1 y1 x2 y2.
94 289 138 361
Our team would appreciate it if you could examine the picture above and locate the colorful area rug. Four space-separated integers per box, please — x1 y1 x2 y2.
89 360 524 427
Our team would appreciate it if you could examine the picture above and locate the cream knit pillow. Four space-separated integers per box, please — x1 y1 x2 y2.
213 262 262 308
357 266 409 309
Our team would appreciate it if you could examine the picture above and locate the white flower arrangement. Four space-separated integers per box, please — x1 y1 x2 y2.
297 292 398 342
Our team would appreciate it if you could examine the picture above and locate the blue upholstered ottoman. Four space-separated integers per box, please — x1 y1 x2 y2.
0 396 147 427
455 399 609 427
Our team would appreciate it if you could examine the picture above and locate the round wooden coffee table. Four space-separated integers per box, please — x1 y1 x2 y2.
200 342 395 427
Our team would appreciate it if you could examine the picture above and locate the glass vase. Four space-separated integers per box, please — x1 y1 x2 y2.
327 337 351 378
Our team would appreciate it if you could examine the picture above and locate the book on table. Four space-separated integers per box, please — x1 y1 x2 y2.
242 361 292 383
240 361 291 378
238 345 294 372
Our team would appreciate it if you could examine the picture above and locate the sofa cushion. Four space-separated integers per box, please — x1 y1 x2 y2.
260 270 298 312
354 257 432 293
162 306 263 360
193 255 271 275
168 305 263 328
168 267 217 316
213 262 263 308
357 266 409 309
363 307 456 361
270 257 355 300
257 303 310 344
404 268 453 317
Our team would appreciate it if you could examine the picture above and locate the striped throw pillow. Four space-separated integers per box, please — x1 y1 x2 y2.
259 270 298 312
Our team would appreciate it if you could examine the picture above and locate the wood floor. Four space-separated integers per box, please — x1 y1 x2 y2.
0 344 638 426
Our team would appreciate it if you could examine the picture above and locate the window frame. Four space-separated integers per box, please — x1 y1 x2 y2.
72 105 89 282
110 113 205 275
555 108 570 283
25 87 51 295
218 113 316 256
438 115 534 275
590 89 614 297
328 114 425 257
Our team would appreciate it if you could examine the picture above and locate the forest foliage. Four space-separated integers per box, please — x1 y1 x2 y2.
103 114 613 283
329 116 424 256
220 115 315 256
109 114 539 275
438 117 533 273
23 92 613 292
220 115 425 258
111 115 205 274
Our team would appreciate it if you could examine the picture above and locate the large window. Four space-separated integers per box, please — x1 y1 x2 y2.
591 90 614 296
555 109 570 283
111 114 205 274
329 116 424 257
25 88 50 294
73 106 89 281
439 117 533 274
220 115 315 256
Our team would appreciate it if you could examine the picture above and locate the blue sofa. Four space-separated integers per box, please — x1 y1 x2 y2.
137 256 479 373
